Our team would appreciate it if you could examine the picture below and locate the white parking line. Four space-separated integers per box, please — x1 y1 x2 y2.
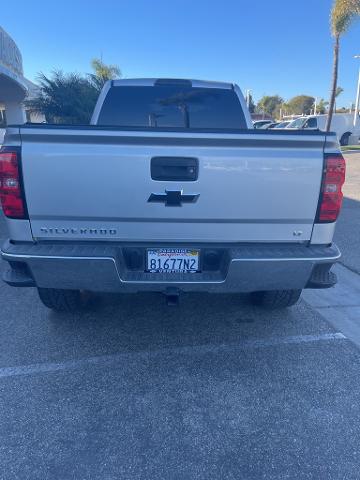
0 332 346 380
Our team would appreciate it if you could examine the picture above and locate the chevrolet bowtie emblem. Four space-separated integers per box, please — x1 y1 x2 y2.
148 190 200 207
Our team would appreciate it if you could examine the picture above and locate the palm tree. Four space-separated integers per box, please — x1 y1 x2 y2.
326 0 360 131
335 86 344 111
26 71 99 124
316 98 329 114
26 59 122 124
88 58 121 91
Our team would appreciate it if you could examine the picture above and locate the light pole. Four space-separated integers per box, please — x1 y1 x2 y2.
354 55 360 127
245 89 252 109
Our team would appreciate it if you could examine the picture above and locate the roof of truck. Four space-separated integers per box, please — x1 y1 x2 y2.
111 78 234 89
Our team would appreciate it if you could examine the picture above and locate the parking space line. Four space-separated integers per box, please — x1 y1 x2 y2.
315 304 360 309
0 332 346 380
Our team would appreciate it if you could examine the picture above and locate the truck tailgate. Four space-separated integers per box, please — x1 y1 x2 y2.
19 127 325 243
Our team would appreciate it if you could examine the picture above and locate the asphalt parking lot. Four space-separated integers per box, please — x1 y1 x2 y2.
0 153 359 479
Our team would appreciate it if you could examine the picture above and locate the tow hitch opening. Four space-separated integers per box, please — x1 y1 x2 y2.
164 289 180 306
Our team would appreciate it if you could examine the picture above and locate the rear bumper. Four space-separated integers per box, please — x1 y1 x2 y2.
1 241 341 293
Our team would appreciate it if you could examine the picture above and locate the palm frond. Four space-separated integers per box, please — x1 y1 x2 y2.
88 58 121 91
331 0 360 36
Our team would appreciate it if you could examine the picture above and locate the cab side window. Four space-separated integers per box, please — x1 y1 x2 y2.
303 117 318 129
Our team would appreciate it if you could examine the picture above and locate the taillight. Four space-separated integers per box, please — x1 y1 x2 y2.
316 154 346 223
0 148 28 219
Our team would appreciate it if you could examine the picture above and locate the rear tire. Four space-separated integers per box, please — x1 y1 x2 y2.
251 289 302 309
340 132 351 146
38 288 86 312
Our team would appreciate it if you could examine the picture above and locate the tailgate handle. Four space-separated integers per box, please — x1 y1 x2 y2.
151 157 198 181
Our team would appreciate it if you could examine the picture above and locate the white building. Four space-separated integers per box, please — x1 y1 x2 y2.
0 26 44 142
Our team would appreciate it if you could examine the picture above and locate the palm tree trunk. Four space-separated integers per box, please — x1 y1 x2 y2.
326 35 340 132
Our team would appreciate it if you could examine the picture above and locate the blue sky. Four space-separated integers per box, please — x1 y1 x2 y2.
1 0 360 106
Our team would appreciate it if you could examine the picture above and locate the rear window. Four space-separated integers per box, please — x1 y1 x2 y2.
97 85 247 129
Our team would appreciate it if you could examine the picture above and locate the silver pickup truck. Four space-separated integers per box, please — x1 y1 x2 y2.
0 78 345 311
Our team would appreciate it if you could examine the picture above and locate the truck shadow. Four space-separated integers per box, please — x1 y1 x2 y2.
39 288 317 359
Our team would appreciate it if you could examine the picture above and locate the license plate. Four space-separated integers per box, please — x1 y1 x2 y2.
146 248 200 273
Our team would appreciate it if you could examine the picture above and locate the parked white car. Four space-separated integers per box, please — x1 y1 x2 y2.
252 120 273 129
286 114 360 146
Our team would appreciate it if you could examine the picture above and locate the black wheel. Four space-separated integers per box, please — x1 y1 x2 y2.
251 289 302 309
340 132 351 146
37 288 87 312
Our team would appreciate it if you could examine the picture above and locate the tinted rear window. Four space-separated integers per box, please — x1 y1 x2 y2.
97 85 247 129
